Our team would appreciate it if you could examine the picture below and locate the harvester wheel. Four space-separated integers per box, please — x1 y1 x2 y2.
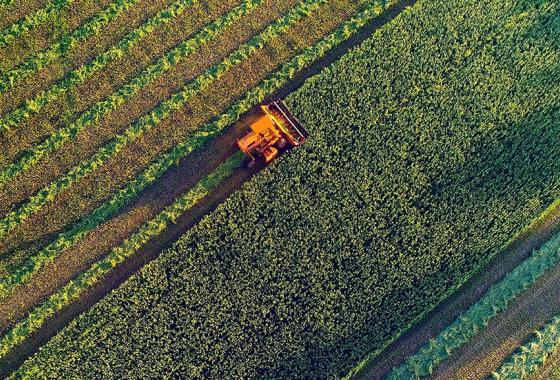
246 159 256 168
277 138 287 149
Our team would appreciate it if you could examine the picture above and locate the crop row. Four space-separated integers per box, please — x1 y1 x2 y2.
0 0 73 48
10 0 559 377
0 0 325 238
0 0 141 93
0 0 390 300
0 0 394 364
0 0 199 132
0 153 244 360
0 0 266 297
492 315 560 380
388 231 560 379
0 0 263 185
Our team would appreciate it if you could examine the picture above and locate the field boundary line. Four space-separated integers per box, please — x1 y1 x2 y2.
347 197 560 379
389 230 560 378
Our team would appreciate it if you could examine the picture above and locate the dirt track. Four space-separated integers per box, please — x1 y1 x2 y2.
431 251 560 379
0 1 417 376
355 203 560 379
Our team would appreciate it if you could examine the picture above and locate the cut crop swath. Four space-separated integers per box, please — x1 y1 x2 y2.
0 0 264 185
0 0 74 47
0 0 327 240
0 0 199 133
0 0 141 93
0 0 392 300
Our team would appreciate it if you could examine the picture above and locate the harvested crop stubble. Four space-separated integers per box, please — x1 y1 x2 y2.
0 0 73 48
0 153 245 361
9 0 560 378
0 0 256 197
0 0 173 117
0 0 113 75
0 1 43 31
0 0 269 297
0 0 194 135
0 0 139 94
0 0 360 267
492 315 560 380
0 0 392 335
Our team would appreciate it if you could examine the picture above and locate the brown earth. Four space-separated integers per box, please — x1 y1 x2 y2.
0 0 362 275
354 202 560 379
0 0 413 375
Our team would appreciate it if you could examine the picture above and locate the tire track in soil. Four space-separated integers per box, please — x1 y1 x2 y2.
0 1 416 376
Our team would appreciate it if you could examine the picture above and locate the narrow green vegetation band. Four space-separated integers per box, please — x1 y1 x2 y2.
0 0 391 301
492 315 560 380
0 0 198 132
0 0 141 93
0 0 265 296
0 0 74 47
0 153 244 361
389 232 560 379
0 0 264 185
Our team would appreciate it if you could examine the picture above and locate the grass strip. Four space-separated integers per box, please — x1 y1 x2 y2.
0 0 73 47
0 0 264 185
0 0 326 240
0 0 141 93
0 152 245 360
0 0 199 132
388 232 560 379
492 315 560 380
0 0 392 335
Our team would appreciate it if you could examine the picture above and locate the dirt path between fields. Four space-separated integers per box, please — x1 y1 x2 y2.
431 252 560 379
355 203 560 379
0 0 417 376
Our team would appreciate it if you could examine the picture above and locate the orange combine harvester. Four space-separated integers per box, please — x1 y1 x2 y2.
237 99 308 167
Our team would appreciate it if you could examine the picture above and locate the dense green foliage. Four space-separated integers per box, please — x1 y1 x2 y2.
0 0 263 184
0 0 326 239
0 0 140 93
9 0 560 378
0 153 243 360
0 0 392 346
492 315 560 380
0 0 73 48
389 232 560 378
0 0 198 132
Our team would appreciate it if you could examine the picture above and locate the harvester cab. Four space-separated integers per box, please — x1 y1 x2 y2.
237 99 308 168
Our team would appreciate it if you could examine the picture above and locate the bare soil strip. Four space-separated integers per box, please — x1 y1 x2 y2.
0 1 414 375
355 202 560 379
431 256 560 379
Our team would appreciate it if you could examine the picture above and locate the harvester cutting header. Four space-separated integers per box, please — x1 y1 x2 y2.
237 99 308 167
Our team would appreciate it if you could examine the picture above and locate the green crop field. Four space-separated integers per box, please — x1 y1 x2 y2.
0 0 405 376
5 0 560 378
